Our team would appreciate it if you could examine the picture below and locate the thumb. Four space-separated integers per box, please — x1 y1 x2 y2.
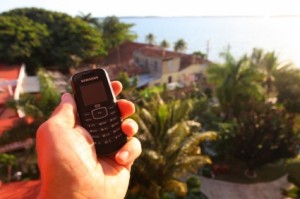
50 93 77 128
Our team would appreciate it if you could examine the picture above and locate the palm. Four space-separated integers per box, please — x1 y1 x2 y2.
174 39 187 52
207 52 264 119
130 95 216 198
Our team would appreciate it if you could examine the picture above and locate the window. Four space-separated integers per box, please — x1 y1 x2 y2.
145 59 149 67
135 57 140 65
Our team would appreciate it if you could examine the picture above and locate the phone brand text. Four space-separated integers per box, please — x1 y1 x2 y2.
81 76 99 83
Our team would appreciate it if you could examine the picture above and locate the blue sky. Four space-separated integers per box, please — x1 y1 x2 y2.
1 0 300 17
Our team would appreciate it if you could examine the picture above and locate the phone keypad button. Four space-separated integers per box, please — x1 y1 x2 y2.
84 104 126 150
90 129 99 133
92 108 108 119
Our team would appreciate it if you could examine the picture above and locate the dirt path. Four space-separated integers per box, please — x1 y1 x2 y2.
199 175 291 199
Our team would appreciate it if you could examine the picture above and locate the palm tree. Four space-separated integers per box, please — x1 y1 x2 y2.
128 95 216 199
160 39 170 49
207 52 264 119
145 33 156 45
77 12 101 28
174 39 187 53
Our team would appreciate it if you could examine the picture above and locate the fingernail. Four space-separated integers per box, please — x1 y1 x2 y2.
118 151 129 163
61 93 69 103
127 119 139 131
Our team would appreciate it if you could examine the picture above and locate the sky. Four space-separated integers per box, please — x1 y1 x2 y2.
1 0 300 17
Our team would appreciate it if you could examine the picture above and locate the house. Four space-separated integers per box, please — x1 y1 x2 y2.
95 41 209 88
133 45 208 88
84 41 149 80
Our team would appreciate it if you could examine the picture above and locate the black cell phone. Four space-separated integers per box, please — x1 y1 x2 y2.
70 68 127 156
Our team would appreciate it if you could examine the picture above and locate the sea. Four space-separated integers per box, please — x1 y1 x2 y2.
120 16 300 67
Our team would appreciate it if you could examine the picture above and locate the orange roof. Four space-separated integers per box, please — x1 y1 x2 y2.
135 45 180 60
0 65 22 105
103 41 148 66
0 180 41 199
0 117 20 136
0 65 21 80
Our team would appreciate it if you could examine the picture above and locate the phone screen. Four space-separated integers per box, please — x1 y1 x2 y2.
80 81 108 106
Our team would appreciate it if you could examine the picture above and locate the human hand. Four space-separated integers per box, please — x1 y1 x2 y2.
36 81 141 199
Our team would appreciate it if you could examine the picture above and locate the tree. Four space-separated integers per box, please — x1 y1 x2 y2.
206 50 300 175
76 12 101 28
145 33 156 45
7 68 60 121
0 153 16 182
128 95 216 198
274 67 300 114
174 39 187 53
1 8 104 70
160 39 170 49
193 51 207 59
0 15 48 68
207 52 264 119
99 16 137 51
230 102 300 171
250 49 281 97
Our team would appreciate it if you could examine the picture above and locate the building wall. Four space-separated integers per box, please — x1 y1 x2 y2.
161 57 180 74
133 51 162 76
148 63 206 86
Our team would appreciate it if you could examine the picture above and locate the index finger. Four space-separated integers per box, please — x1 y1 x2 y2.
111 81 122 96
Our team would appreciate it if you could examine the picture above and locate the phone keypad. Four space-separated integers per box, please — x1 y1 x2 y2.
82 104 125 148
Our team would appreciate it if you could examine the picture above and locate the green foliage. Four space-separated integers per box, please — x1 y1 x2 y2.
1 8 104 70
128 95 217 198
145 33 156 45
193 51 207 59
99 16 137 51
231 103 299 170
76 12 101 28
207 51 265 119
37 68 60 117
174 39 187 53
1 68 60 181
117 71 138 90
0 153 17 182
205 49 300 172
160 40 170 49
0 15 48 66
274 68 300 114
283 174 300 199
9 68 60 121
0 153 16 165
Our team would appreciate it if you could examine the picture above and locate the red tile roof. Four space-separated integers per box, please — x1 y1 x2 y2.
0 117 20 136
135 45 206 70
0 65 21 105
0 64 22 136
135 45 179 60
103 41 148 66
0 65 21 80
0 180 41 199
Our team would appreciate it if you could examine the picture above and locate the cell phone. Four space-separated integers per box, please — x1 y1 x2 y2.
70 68 127 156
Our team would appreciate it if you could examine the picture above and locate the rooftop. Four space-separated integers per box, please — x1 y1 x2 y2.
0 180 41 199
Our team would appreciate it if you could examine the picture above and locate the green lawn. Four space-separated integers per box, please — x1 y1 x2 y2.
212 155 300 184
